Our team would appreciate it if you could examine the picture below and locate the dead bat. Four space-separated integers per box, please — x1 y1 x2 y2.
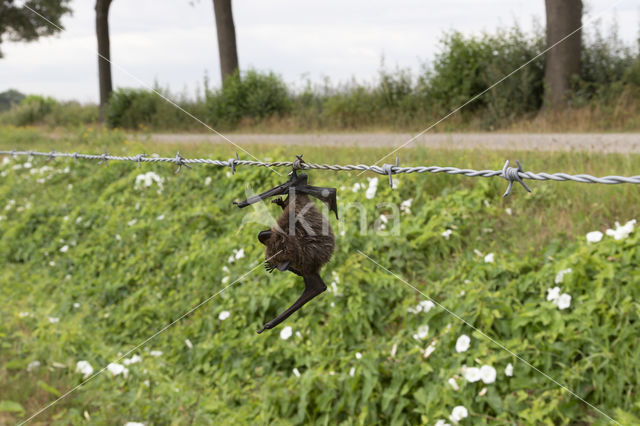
233 168 336 333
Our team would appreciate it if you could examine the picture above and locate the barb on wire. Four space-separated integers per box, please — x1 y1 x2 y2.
1 150 640 191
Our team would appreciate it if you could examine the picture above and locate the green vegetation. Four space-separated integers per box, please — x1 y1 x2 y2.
1 24 638 132
1 128 639 424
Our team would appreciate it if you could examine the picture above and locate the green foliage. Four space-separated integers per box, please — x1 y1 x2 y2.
0 139 639 424
0 89 25 112
0 0 72 58
205 70 291 127
0 95 97 128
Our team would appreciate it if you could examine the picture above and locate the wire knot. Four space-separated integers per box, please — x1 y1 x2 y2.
382 156 400 188
502 160 531 197
228 152 239 174
292 154 306 171
174 151 191 174
98 152 109 165
73 152 79 161
135 153 146 168
47 151 56 162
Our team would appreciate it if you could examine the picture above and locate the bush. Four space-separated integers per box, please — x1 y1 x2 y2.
0 95 57 126
205 70 291 127
106 88 158 129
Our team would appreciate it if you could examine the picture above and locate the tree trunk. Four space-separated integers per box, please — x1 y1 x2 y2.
544 0 582 109
213 0 239 84
96 0 113 122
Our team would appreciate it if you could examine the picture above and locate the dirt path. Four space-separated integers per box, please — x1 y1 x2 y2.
147 133 640 154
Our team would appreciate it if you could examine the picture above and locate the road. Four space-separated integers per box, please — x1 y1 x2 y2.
147 133 640 153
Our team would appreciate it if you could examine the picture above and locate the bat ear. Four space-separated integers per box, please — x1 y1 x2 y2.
258 230 272 245
277 261 290 271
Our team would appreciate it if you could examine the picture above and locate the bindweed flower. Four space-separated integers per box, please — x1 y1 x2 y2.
76 360 94 378
365 177 378 199
505 207 512 215
546 286 561 302
355 352 362 360
556 293 571 310
352 182 363 192
605 219 636 240
49 316 59 324
156 214 165 221
184 339 193 349
204 176 212 186
280 326 292 340
424 340 437 358
448 377 459 391
484 253 494 263
135 172 164 192
449 405 468 424
73 303 81 309
442 229 453 239
218 311 230 321
463 367 481 383
292 368 301 377
412 325 429 341
123 355 142 365
554 268 572 284
434 420 451 426
400 198 413 215
480 365 496 384
128 219 137 227
349 367 355 377
60 245 69 253
455 334 470 353
505 363 513 377
586 231 603 243
124 422 145 426
408 300 435 314
107 363 128 378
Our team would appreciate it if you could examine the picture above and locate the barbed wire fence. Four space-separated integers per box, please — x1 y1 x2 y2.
1 149 640 197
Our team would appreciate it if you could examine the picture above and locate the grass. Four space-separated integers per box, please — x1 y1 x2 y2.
1 126 640 424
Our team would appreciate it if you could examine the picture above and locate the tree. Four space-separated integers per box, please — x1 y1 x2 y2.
96 0 113 122
0 0 72 58
212 0 239 84
544 0 583 108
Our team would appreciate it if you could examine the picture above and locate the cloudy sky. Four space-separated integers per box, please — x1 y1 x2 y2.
0 0 637 102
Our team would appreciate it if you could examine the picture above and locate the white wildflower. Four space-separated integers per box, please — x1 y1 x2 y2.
379 214 388 224
455 334 470 353
234 248 245 260
390 343 398 357
135 172 164 192
280 326 292 340
424 340 437 358
185 339 193 349
478 387 488 396
76 360 94 378
107 363 128 377
124 423 145 426
349 367 355 377
546 286 561 302
150 350 163 357
505 207 512 215
23 162 32 169
473 249 483 257
554 268 572 284
480 365 497 384
484 253 494 263
442 229 453 239
505 363 513 377
400 198 413 214
351 182 363 192
412 324 429 341
19 311 30 318
115 234 121 241
60 245 69 253
292 368 301 377
218 310 230 321
204 176 212 186
221 276 230 284
355 352 362 360
73 302 81 308
449 405 468 424
448 377 459 391
463 367 481 383
27 361 41 372
435 420 451 426
123 354 142 365
606 219 636 240
75 216 83 224
365 177 378 199
128 219 137 227
586 231 603 243
156 214 165 221
556 293 572 310
222 266 230 274
49 316 59 323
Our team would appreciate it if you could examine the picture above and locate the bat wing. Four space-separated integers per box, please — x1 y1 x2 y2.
257 272 327 333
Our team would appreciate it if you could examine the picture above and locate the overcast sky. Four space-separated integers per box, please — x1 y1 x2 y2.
0 0 638 102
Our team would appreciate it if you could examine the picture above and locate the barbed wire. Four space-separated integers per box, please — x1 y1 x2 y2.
1 149 640 197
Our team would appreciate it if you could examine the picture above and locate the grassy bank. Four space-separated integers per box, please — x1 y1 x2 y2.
1 128 640 423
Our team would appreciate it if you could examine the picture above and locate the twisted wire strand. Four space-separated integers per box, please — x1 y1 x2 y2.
2 150 640 187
